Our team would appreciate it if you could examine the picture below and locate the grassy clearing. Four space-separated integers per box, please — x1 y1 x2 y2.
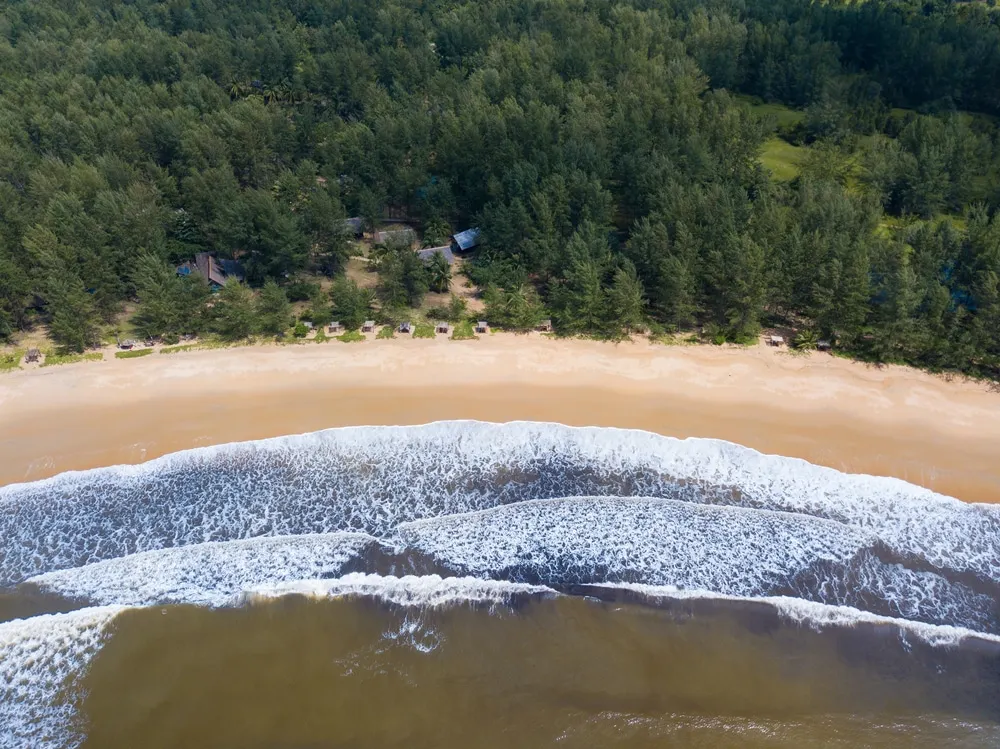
160 344 198 355
760 138 807 181
337 330 364 342
737 96 806 129
450 320 477 340
114 348 154 359
376 325 395 339
413 323 436 339
0 350 24 372
40 351 104 367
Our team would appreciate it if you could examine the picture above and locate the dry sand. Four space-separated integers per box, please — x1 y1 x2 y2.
0 335 997 502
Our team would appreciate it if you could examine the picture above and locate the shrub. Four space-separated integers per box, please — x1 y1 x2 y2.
115 348 154 359
337 329 365 342
376 325 395 339
162 333 180 345
40 351 103 367
451 319 476 340
292 322 309 338
0 351 22 372
413 323 436 339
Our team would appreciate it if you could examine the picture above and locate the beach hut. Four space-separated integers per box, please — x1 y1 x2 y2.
398 322 412 334
302 321 314 330
435 322 451 335
119 338 137 350
451 228 481 253
362 320 376 333
24 348 40 363
475 321 489 334
328 322 344 334
817 340 832 351
537 319 553 332
767 335 785 347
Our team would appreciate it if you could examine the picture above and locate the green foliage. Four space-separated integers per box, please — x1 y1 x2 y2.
130 253 209 338
0 0 994 378
483 284 546 331
379 249 429 308
211 280 256 341
160 344 198 355
329 277 374 330
451 320 477 340
256 281 292 336
336 329 364 342
0 351 22 372
425 252 452 294
40 352 104 367
292 322 309 338
114 348 154 359
794 329 820 350
413 324 436 339
376 325 395 339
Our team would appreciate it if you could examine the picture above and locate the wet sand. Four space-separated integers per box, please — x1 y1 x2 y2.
0 335 997 502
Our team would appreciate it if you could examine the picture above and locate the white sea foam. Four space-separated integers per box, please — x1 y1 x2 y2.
396 497 997 632
248 573 557 608
0 422 996 589
0 606 123 749
27 533 377 607
592 582 1000 649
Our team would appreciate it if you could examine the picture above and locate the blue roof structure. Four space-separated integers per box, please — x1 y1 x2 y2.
452 228 481 252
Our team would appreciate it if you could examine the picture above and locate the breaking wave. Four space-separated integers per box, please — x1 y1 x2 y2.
2 421 999 747
396 497 998 633
247 573 558 608
28 533 378 608
0 607 122 749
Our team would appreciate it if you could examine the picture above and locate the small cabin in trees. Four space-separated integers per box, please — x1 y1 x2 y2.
435 322 451 335
362 320 376 333
373 228 417 247
451 228 481 253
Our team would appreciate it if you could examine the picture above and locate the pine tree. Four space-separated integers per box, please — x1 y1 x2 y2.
47 270 100 352
256 280 292 336
211 279 256 340
606 262 647 336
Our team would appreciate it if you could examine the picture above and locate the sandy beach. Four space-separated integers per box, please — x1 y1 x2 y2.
0 335 997 502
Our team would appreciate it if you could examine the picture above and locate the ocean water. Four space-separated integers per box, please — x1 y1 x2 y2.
0 421 998 748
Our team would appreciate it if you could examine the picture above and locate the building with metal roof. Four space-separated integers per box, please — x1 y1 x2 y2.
451 228 481 252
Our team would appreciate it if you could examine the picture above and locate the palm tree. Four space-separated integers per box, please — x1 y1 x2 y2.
794 329 820 350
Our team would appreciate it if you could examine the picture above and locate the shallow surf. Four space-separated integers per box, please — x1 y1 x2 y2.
0 421 998 747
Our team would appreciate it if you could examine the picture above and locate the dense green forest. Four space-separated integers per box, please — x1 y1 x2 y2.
1 0 999 377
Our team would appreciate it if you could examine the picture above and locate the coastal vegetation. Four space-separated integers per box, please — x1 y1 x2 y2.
0 0 998 378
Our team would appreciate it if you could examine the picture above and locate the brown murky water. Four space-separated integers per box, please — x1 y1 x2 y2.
78 595 1000 749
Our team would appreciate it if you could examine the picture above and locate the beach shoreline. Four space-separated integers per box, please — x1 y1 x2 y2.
0 334 997 502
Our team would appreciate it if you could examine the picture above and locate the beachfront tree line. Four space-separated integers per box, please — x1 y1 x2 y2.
0 0 998 376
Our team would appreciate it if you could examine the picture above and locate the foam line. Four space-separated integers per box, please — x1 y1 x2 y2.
1 422 996 588
397 497 997 632
247 572 557 608
0 607 123 749
28 533 377 607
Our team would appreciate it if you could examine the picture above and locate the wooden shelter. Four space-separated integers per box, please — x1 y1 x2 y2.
398 322 412 334
362 320 376 333
817 340 832 351
767 335 785 347
24 348 40 363
475 321 489 334
435 322 451 335
328 322 344 334
537 319 553 332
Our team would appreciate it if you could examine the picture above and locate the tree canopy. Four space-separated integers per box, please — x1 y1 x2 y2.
0 0 997 376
